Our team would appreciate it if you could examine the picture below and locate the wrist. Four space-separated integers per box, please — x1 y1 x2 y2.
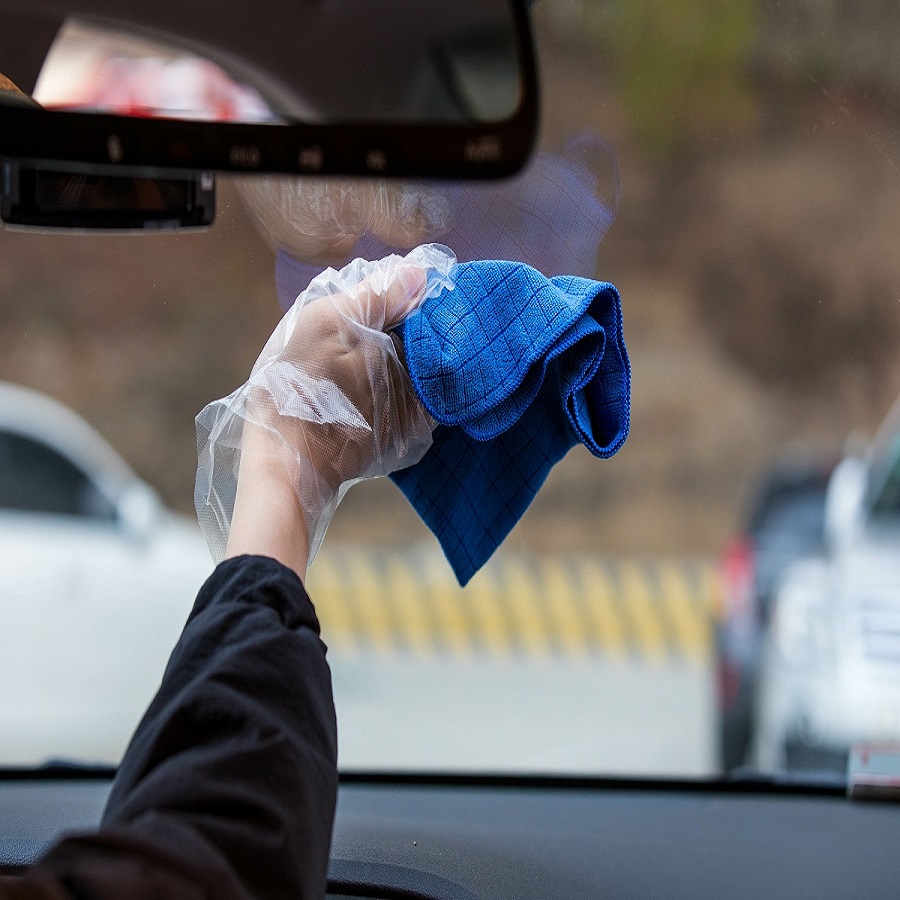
225 427 311 579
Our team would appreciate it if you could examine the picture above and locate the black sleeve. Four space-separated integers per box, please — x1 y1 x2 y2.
19 555 338 900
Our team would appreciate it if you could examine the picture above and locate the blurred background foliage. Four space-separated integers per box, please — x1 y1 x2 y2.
539 0 900 156
576 0 760 156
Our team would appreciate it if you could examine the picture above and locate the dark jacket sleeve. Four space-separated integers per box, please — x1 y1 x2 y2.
6 555 338 900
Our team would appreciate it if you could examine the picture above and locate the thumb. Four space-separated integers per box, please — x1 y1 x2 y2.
382 265 427 329
335 264 426 331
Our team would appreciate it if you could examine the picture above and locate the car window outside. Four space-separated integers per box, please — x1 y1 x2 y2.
0 430 115 520
2 0 900 777
869 453 900 520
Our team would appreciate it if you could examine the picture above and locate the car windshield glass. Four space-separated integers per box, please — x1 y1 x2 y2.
3 0 900 782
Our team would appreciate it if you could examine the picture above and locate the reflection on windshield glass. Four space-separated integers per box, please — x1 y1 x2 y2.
3 0 900 780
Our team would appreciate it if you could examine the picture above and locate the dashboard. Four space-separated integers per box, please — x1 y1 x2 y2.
2 771 899 899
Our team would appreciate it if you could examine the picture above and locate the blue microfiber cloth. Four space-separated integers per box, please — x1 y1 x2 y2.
390 259 630 586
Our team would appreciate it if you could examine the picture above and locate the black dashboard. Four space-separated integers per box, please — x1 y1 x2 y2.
2 771 899 899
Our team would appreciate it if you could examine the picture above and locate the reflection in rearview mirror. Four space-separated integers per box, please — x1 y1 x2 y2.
31 4 522 126
33 22 280 123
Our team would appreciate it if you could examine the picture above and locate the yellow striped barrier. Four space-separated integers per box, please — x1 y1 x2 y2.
306 546 718 662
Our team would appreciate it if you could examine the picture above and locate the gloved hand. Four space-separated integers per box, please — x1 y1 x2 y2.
195 243 456 577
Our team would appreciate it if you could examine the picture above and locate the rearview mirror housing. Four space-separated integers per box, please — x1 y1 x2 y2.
0 0 539 180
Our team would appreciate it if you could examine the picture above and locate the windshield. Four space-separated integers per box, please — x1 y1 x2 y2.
3 0 899 781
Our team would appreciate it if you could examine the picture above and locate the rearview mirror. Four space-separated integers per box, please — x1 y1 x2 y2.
0 0 538 179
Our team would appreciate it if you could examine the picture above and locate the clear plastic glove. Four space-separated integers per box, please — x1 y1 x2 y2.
195 243 456 572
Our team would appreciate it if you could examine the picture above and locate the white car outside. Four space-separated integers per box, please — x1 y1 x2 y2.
754 403 900 773
0 381 213 766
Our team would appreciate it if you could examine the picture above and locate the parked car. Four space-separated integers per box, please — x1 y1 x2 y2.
0 380 213 765
716 456 834 770
754 399 900 772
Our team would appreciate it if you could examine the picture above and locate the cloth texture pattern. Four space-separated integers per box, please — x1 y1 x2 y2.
391 259 630 585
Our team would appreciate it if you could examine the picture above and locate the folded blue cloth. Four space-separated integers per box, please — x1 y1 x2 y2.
391 259 630 586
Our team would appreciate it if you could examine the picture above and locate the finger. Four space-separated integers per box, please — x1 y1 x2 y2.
332 264 427 331
382 265 428 328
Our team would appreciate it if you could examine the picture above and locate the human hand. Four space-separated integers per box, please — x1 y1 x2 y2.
195 244 456 578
